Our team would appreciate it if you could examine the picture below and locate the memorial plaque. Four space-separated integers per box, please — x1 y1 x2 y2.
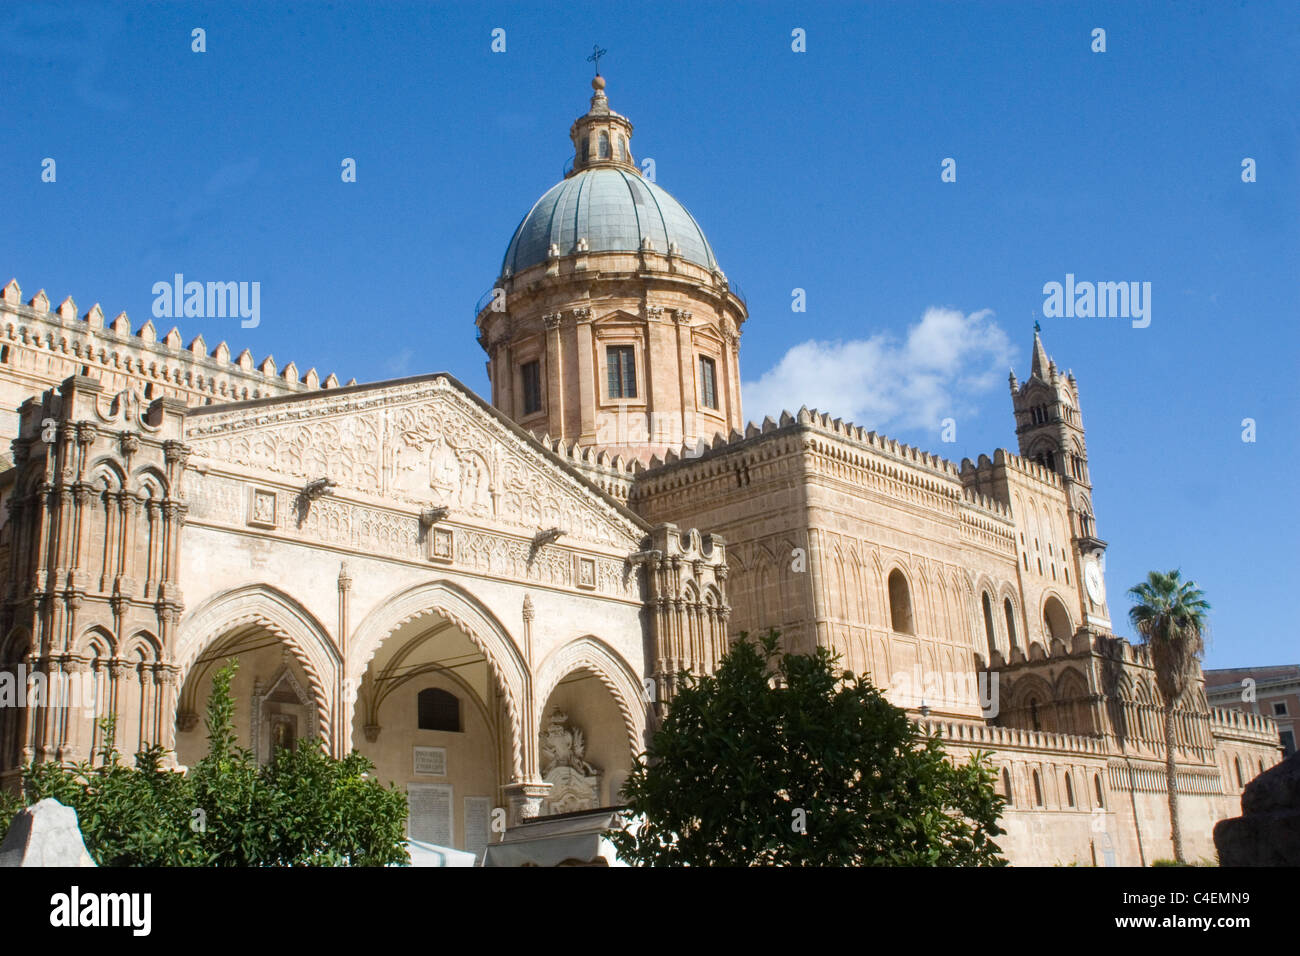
407 783 453 846
413 746 447 776
465 797 492 861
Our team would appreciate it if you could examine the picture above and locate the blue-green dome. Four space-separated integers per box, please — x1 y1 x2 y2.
502 167 718 276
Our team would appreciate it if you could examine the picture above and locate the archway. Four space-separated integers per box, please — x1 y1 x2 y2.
1043 594 1074 645
534 660 638 812
352 609 508 856
174 620 327 769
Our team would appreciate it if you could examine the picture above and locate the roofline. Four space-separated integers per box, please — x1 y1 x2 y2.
185 371 653 533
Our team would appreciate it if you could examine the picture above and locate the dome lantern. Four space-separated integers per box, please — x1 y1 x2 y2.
569 76 636 176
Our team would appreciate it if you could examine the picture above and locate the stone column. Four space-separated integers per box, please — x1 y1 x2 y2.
574 309 597 444
543 313 564 436
502 781 553 826
673 310 694 446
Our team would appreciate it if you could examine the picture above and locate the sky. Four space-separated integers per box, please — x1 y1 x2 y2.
0 1 1296 668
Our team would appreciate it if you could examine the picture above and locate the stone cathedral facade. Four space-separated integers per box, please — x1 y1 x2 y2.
0 76 1280 865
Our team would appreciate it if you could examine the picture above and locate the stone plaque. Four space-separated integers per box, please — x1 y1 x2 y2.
407 783 453 846
247 488 277 528
465 797 492 861
413 746 447 776
430 527 454 562
575 555 597 590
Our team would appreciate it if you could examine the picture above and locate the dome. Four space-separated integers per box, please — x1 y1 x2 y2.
502 167 718 276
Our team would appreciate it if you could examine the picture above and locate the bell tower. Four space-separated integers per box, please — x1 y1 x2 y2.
475 73 748 463
1010 328 1109 624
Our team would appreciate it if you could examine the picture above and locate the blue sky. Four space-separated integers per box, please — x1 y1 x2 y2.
0 1 1296 668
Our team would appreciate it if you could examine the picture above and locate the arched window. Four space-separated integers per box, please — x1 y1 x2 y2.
1094 773 1105 808
417 688 461 732
1002 768 1013 807
1065 772 1075 807
888 570 914 634
598 131 610 159
1234 756 1243 788
1044 596 1072 644
1032 770 1044 807
620 135 628 160
1029 697 1041 732
581 138 590 163
1003 598 1018 652
981 592 997 658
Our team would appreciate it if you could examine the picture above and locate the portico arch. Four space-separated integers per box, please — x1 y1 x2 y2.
175 585 339 755
349 580 527 779
534 635 647 759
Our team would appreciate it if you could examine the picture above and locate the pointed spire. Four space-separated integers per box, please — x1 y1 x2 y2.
1031 328 1050 379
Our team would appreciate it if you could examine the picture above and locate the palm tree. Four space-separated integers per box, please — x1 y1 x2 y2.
1127 569 1211 864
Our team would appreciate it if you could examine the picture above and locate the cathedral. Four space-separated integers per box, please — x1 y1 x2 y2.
0 75 1280 866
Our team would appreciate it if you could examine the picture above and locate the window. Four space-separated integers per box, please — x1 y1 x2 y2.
1002 768 1013 807
698 355 718 409
606 345 637 398
521 360 542 415
598 131 610 158
1094 773 1105 808
1004 599 1018 652
620 135 628 160
1234 756 1243 788
1065 773 1075 807
1281 730 1296 757
1272 701 1288 716
417 688 461 732
888 570 914 634
982 592 997 659
581 139 589 163
1029 698 1041 732
1032 770 1044 807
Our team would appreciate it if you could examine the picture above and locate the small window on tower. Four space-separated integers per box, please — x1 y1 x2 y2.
599 131 610 159
607 345 637 399
521 360 542 416
698 356 718 410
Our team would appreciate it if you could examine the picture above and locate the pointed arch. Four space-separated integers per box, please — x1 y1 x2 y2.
534 635 647 758
176 584 339 744
348 579 526 777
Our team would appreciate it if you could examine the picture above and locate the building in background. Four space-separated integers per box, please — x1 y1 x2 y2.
1206 666 1298 760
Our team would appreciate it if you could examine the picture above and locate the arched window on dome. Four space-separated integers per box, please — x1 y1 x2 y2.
581 138 589 164
598 131 610 159
617 135 627 161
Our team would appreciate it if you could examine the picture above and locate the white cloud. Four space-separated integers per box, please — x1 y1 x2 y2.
741 307 1013 435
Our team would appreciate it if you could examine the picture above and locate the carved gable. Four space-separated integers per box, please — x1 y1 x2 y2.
182 374 645 549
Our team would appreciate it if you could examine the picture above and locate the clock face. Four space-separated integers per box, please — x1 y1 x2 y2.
1085 561 1104 604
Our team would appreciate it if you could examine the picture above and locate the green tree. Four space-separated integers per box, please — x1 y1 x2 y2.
10 660 408 866
1127 569 1211 865
608 630 1007 866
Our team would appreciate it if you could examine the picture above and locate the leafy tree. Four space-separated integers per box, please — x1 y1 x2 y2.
7 660 408 866
609 630 1007 866
1127 569 1211 865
